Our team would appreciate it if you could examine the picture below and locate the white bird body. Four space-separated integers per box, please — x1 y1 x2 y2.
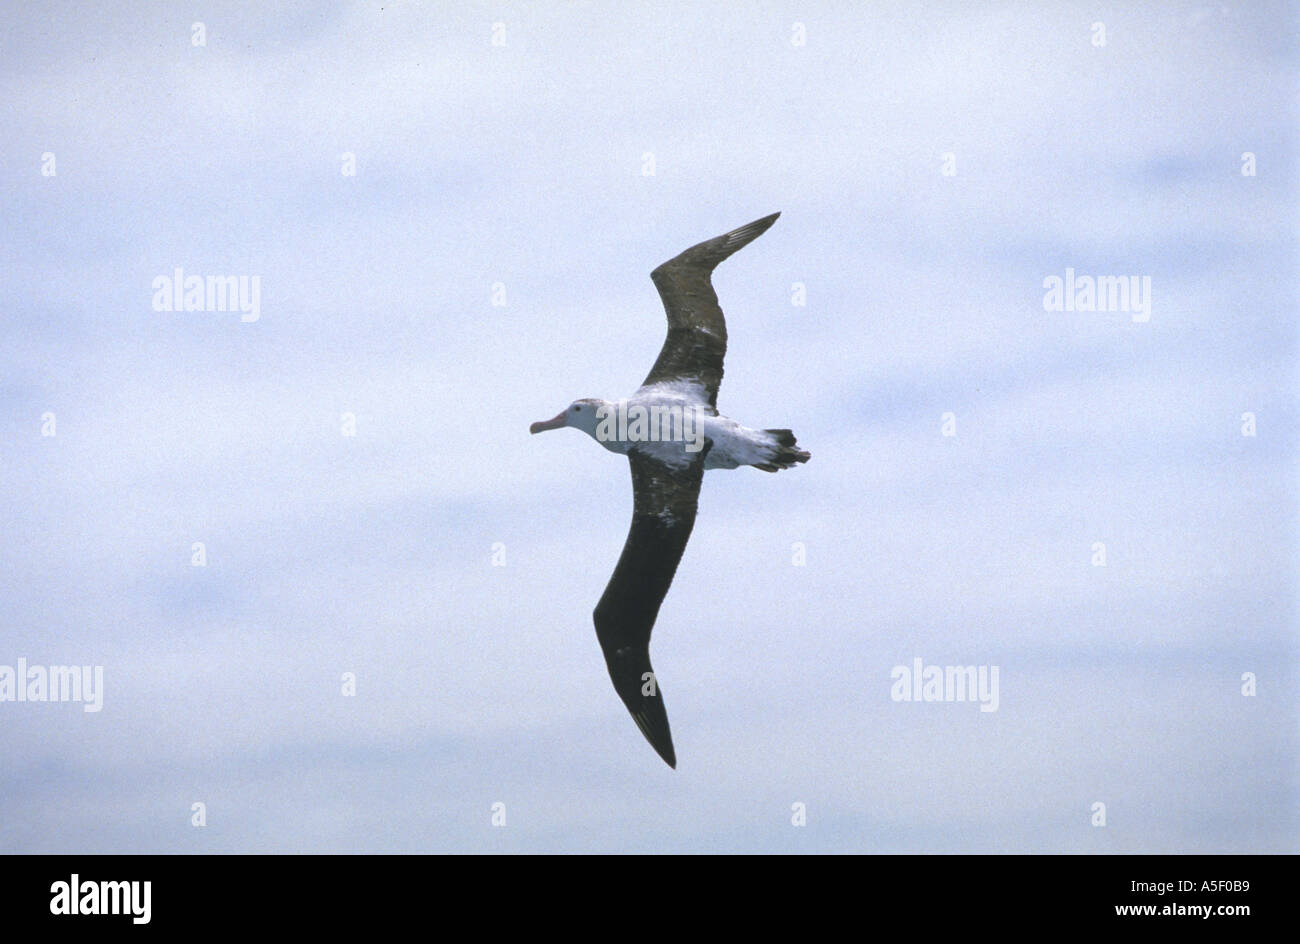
561 382 789 471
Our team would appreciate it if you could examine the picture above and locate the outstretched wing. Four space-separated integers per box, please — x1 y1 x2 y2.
644 212 780 409
593 443 712 768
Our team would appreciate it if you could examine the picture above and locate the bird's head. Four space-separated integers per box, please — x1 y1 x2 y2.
530 398 605 437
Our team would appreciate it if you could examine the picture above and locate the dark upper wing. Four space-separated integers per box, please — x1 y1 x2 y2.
592 442 712 768
644 212 780 409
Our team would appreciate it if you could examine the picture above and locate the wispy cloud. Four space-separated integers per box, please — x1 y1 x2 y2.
0 0 1295 852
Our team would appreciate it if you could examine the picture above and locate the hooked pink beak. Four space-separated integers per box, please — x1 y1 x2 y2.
530 410 567 434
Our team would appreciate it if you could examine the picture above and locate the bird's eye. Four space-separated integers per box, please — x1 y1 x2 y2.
574 406 581 412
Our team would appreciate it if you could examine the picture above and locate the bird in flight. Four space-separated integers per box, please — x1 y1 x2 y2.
530 212 809 767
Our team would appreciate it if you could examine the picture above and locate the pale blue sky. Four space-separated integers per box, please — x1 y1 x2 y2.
0 1 1296 852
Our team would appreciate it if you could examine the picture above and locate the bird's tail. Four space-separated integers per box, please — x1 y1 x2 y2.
754 428 811 473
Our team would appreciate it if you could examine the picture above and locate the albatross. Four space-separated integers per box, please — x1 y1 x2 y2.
530 212 809 768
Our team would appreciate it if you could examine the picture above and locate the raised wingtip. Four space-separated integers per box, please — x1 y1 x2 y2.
653 212 784 279
723 212 781 249
739 212 780 237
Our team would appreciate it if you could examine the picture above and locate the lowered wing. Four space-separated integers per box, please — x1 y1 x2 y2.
592 443 711 768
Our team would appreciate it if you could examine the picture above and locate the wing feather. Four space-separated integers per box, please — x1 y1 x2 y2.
592 443 711 767
643 212 780 408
